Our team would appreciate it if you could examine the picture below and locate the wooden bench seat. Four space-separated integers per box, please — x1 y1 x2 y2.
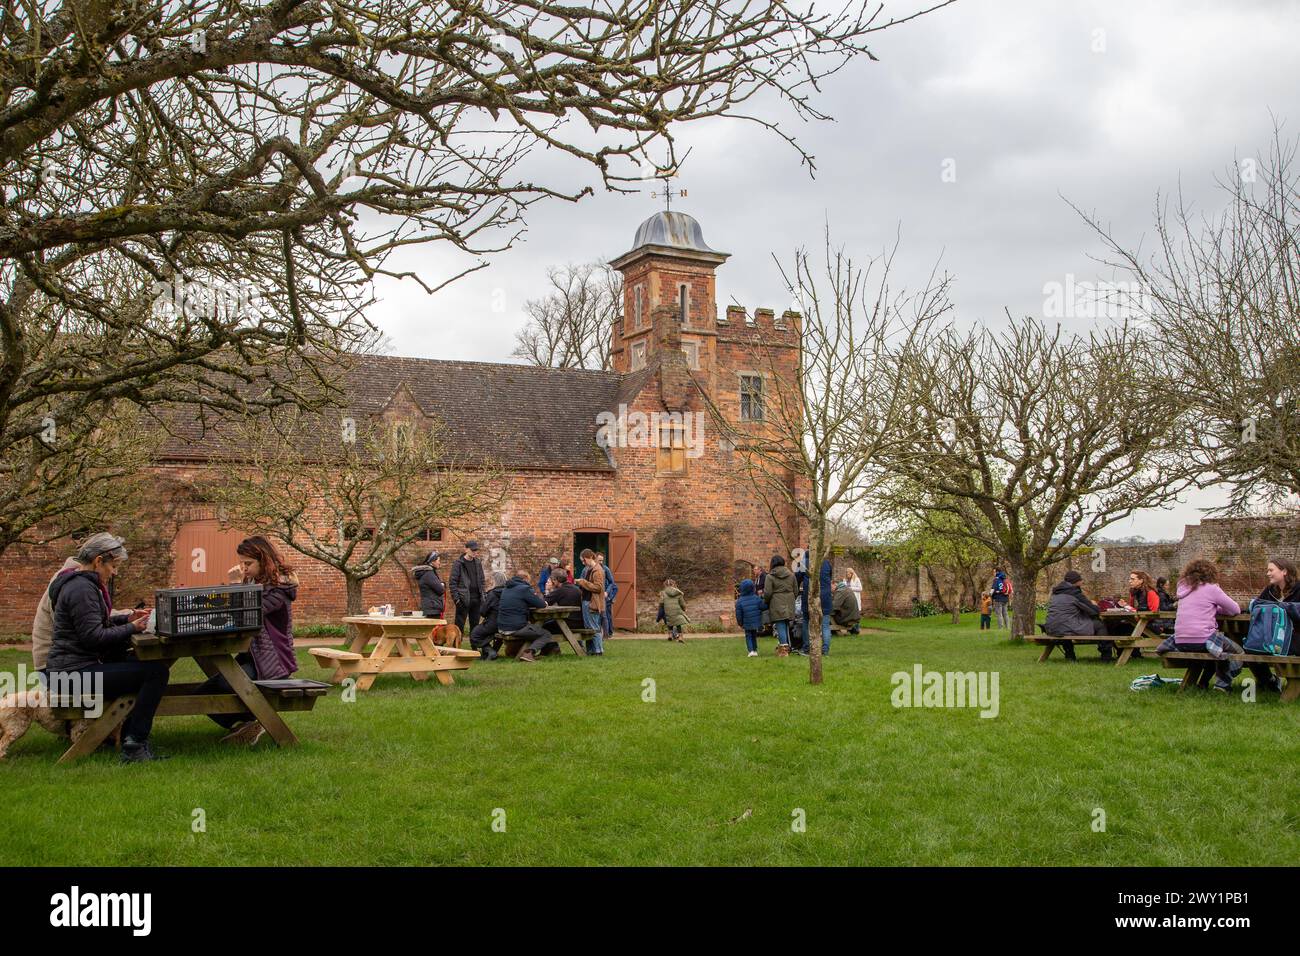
498 628 595 658
309 647 364 663
1159 650 1300 700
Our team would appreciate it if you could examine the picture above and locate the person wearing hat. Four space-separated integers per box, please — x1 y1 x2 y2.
537 557 560 596
1043 569 1109 661
449 540 487 634
45 533 170 762
412 550 446 618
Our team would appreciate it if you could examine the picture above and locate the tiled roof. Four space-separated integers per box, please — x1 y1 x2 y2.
159 353 638 472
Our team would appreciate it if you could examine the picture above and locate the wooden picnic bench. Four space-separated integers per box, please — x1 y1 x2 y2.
1159 650 1300 701
312 616 477 690
48 632 330 763
1029 609 1184 665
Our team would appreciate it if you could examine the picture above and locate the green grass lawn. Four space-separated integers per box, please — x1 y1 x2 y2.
2 614 1297 866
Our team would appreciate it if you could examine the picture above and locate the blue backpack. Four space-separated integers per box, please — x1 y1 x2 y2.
1245 600 1293 656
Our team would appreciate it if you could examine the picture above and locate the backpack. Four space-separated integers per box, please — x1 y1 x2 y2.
992 572 1007 596
1245 600 1293 656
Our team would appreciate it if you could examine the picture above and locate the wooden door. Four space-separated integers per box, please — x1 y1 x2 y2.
172 519 246 587
609 530 637 630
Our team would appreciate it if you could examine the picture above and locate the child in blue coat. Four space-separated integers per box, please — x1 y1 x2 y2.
735 578 767 657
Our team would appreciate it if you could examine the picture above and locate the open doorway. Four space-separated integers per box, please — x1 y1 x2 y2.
573 531 609 574
572 528 637 630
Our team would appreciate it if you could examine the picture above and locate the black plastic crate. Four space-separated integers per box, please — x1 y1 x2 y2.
154 584 263 638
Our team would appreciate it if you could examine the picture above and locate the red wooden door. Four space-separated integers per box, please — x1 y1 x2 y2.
609 530 637 630
173 519 247 587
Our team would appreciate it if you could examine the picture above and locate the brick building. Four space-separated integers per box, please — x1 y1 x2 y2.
0 210 805 632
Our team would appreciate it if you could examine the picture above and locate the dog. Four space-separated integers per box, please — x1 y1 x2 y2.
0 688 117 759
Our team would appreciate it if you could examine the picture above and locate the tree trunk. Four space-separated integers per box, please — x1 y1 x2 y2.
1007 560 1038 642
948 569 962 625
808 530 824 685
344 574 366 642
925 566 951 613
877 567 893 616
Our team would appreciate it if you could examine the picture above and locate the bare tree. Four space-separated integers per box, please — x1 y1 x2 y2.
0 0 954 556
512 262 622 369
886 317 1196 640
702 230 951 683
211 412 506 618
1081 127 1300 512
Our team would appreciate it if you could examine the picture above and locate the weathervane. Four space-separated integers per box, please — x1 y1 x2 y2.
651 172 687 212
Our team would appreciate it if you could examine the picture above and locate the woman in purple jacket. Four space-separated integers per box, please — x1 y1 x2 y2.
200 536 300 744
1172 559 1243 692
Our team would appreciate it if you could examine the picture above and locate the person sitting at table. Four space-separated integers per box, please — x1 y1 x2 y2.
45 533 164 763
1043 570 1109 661
200 536 300 746
1167 558 1244 692
537 557 560 596
831 580 861 634
1103 571 1160 640
1247 557 1300 693
497 571 552 663
469 571 507 660
412 550 445 619
543 571 585 637
1155 576 1176 610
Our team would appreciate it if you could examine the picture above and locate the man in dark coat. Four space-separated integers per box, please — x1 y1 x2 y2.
469 571 506 659
831 581 860 633
449 540 487 634
818 556 835 655
412 551 445 618
543 571 585 635
497 572 551 663
763 555 796 650
1043 570 1109 661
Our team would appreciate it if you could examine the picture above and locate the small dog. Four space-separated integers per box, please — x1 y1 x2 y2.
0 688 114 759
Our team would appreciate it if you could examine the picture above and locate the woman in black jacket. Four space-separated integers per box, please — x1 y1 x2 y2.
413 551 446 618
1252 558 1299 693
45 533 169 763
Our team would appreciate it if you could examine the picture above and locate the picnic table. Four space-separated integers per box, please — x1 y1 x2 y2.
311 615 478 690
1029 609 1165 665
1155 612 1300 700
496 605 591 658
49 631 330 763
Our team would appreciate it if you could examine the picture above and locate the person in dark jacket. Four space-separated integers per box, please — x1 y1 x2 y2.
538 557 559 596
831 581 860 632
497 572 551 663
469 572 507 659
448 541 487 634
734 578 766 656
763 555 795 651
1248 558 1300 692
202 536 300 744
818 556 835 656
412 551 445 618
1043 570 1108 661
543 571 585 636
45 533 165 763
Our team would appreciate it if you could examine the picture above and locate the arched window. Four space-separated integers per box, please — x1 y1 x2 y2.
678 284 688 323
633 285 644 329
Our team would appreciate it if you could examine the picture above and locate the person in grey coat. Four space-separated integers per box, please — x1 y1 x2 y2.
762 555 796 648
1043 570 1110 661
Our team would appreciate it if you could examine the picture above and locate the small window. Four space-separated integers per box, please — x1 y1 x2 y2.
344 524 375 541
740 375 763 421
681 340 700 370
678 284 688 324
634 285 644 329
657 423 688 476
630 340 647 371
421 528 443 542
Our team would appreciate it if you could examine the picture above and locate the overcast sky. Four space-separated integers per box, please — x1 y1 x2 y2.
365 0 1300 542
